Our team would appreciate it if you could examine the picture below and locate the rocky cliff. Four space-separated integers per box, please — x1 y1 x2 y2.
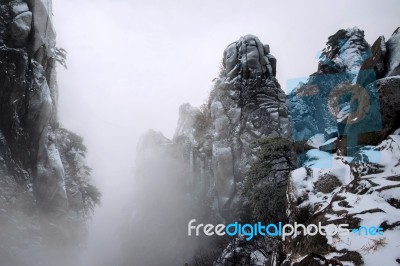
136 34 290 221
176 35 290 220
284 27 400 266
0 1 99 265
127 35 291 265
130 28 400 266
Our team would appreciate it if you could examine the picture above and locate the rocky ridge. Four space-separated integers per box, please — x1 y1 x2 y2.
138 34 290 221
0 1 99 265
131 27 400 265
283 27 400 266
128 34 291 265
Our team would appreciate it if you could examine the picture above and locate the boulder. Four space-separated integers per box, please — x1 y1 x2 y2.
375 77 400 137
8 11 32 47
314 173 341 193
10 1 29 16
319 137 338 153
223 34 276 79
339 76 400 154
357 36 386 85
317 27 370 74
324 126 338 140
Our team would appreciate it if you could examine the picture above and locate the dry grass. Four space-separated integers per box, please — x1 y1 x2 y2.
360 237 387 253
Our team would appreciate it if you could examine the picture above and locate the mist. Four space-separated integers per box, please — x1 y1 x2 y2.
48 0 400 265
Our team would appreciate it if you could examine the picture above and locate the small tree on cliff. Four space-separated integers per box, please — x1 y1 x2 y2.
241 137 296 224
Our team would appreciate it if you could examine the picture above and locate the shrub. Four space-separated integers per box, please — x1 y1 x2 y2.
242 137 296 224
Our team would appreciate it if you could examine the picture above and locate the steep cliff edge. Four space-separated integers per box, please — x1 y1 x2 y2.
285 27 400 266
0 1 99 265
131 28 400 266
135 34 290 222
127 35 291 265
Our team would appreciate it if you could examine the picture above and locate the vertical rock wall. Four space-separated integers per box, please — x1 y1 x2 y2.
0 1 98 265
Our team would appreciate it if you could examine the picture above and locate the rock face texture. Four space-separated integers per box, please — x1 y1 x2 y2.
286 136 400 266
289 27 400 155
289 28 371 144
127 35 290 265
0 1 98 265
129 28 400 266
223 35 277 79
183 35 289 219
285 27 400 266
139 34 289 221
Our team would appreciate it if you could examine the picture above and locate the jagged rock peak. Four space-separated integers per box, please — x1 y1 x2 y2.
222 34 276 80
172 34 290 218
318 27 370 74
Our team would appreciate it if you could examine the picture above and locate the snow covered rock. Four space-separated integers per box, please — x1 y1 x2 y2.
318 27 370 75
377 77 400 134
137 35 290 220
286 27 400 266
223 34 276 79
129 35 291 265
0 1 98 265
187 35 290 218
11 1 29 16
130 27 400 265
286 133 400 265
386 27 400 77
290 27 400 156
289 28 372 144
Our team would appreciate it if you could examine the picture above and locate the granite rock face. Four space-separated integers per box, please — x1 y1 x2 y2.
357 35 386 83
289 27 400 155
127 35 290 265
285 27 400 266
336 28 400 154
318 27 370 74
174 34 290 219
289 27 371 144
223 35 276 79
142 34 290 220
0 1 98 265
129 27 400 266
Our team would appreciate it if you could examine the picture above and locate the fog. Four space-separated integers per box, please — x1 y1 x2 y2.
51 0 400 264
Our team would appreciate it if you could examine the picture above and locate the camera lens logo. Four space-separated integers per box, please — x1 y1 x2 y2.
287 41 382 161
